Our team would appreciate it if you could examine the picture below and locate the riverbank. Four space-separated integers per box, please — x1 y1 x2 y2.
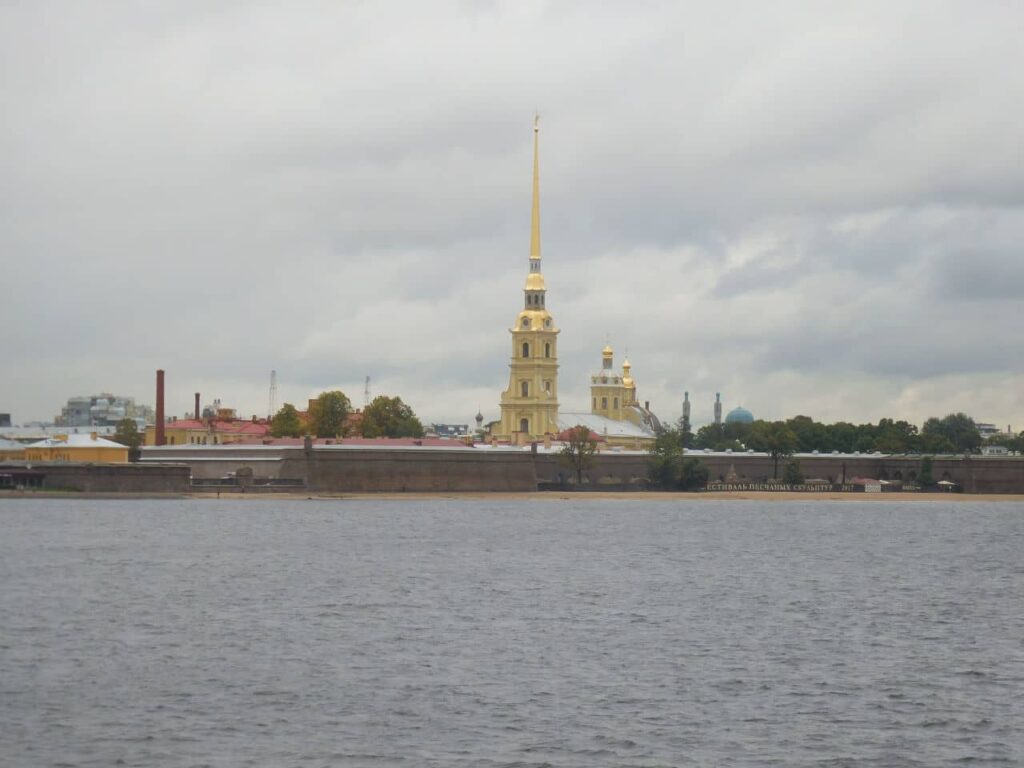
4 490 1024 502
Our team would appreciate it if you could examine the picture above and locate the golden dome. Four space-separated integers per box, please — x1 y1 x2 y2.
525 272 546 291
602 344 614 358
622 359 634 387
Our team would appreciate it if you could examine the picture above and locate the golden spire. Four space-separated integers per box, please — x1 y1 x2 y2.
530 114 541 261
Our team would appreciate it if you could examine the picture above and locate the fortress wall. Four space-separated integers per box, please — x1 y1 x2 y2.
141 447 290 479
536 451 1024 493
304 448 538 492
133 446 1024 494
38 463 192 493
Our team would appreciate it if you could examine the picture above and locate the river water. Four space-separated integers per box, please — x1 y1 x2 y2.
1 498 1021 767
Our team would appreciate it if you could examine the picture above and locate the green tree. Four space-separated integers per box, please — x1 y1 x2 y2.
678 457 709 490
693 423 722 450
361 395 425 438
679 413 694 449
648 424 685 488
747 420 798 479
693 421 751 451
786 415 830 453
918 456 934 486
270 403 303 438
922 413 981 453
919 432 955 453
310 390 351 438
872 418 919 453
647 425 708 490
782 459 805 484
112 418 142 462
559 424 598 484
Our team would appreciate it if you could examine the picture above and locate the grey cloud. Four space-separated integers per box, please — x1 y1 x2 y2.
2 2 1024 427
931 249 1024 301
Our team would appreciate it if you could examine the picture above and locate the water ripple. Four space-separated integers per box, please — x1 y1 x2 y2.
0 498 1022 767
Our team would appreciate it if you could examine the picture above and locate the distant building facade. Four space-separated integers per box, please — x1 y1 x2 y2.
56 394 153 429
431 424 469 438
557 345 660 450
0 436 25 460
144 417 270 446
25 433 128 463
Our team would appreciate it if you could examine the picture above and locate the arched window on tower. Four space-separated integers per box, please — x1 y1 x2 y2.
522 342 530 358
521 381 529 397
544 342 551 358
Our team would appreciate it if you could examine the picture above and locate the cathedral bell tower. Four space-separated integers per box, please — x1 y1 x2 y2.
497 116 559 442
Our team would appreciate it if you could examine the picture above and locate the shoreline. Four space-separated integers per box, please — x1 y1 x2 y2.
2 490 1023 502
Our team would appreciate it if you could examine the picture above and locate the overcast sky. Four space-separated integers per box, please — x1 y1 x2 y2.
2 1 1022 429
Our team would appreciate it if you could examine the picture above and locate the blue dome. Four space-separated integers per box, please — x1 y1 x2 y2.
725 406 754 424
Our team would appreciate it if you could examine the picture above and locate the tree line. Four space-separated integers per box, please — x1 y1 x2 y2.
684 412 1010 455
646 411 1021 491
270 391 425 439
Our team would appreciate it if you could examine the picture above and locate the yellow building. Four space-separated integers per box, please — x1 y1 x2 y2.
143 417 270 446
496 117 560 442
558 345 661 450
24 433 129 463
0 437 26 460
590 344 638 420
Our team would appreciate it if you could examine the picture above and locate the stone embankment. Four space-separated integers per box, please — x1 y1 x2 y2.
3 446 1023 494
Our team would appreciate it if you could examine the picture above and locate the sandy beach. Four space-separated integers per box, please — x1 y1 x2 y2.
5 490 1023 502
187 490 1024 502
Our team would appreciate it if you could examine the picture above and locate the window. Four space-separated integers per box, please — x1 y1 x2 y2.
544 342 550 358
520 418 529 433
601 397 608 409
522 318 529 328
522 342 529 358
613 397 619 409
521 381 529 397
544 380 551 393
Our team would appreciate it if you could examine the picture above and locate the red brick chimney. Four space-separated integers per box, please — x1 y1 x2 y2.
155 370 166 446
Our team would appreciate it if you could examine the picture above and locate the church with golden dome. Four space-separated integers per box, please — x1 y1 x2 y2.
492 119 659 450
